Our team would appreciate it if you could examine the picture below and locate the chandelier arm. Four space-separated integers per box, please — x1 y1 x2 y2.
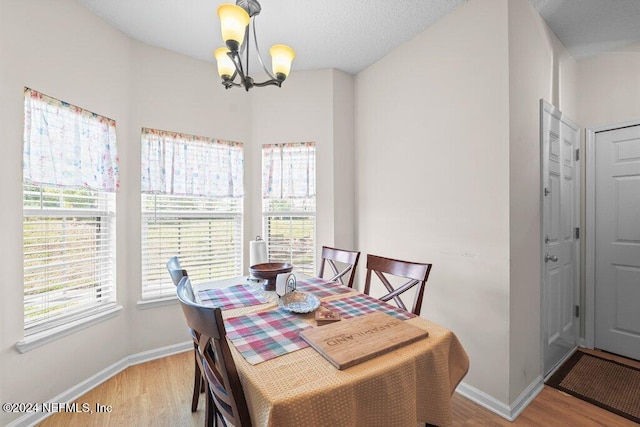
252 18 277 80
253 79 281 88
228 51 246 81
245 24 250 77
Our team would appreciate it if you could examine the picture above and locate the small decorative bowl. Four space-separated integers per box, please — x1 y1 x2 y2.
249 262 293 291
278 291 321 314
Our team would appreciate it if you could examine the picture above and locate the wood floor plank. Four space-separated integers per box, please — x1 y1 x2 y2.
39 350 639 426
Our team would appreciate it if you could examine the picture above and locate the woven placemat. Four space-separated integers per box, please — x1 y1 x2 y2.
546 350 640 423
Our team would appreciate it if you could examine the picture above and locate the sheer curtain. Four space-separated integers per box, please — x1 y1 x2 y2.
262 142 315 199
141 128 243 198
23 87 119 192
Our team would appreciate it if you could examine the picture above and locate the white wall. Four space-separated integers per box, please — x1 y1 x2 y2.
355 0 511 403
126 41 250 354
0 2 131 425
247 68 355 265
577 42 640 128
507 0 578 402
332 70 356 251
0 2 354 423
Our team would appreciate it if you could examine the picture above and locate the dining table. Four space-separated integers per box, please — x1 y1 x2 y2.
192 272 469 427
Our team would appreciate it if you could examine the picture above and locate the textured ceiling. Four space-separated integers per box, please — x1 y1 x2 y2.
78 0 466 75
78 0 640 76
530 0 640 58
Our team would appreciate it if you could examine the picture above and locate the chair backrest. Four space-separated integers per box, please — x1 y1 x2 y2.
363 254 432 316
317 246 361 288
176 278 252 427
166 256 188 286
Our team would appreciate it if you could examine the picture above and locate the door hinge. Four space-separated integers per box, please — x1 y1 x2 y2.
575 305 580 318
544 187 550 196
575 227 580 239
575 148 580 161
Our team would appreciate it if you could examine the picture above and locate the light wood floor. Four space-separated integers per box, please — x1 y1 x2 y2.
38 348 639 426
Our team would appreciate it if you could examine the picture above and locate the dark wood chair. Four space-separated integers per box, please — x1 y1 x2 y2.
166 256 202 411
363 254 432 316
176 277 252 427
317 246 361 288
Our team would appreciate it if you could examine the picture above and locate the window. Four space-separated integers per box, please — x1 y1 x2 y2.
262 143 316 274
141 128 243 300
22 88 119 335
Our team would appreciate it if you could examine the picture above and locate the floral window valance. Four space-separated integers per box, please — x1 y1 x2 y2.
262 142 315 199
23 88 120 192
141 128 244 198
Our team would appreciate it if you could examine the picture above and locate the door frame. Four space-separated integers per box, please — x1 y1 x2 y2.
585 119 640 349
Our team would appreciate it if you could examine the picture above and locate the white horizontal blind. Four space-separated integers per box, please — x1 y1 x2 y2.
23 184 116 334
141 194 243 300
262 143 316 275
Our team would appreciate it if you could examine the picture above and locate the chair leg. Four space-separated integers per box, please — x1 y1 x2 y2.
191 345 201 412
205 384 215 427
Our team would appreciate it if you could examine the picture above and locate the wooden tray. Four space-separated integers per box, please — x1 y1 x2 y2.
300 311 428 370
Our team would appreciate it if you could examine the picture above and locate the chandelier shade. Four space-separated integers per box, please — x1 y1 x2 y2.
217 4 250 52
269 44 296 79
214 47 236 78
214 0 295 91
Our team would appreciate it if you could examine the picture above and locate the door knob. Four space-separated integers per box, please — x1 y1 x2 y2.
544 254 558 262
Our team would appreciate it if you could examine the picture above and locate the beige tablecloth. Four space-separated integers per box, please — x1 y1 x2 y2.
196 277 469 426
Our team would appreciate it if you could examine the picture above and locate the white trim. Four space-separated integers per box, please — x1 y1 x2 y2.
136 296 178 309
16 305 123 353
6 341 192 427
584 118 640 350
455 376 543 422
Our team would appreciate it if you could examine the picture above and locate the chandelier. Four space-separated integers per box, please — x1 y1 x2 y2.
214 0 296 91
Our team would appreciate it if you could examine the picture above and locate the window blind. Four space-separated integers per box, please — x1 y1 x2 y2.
141 194 243 300
140 127 244 301
22 88 119 336
262 143 316 275
23 185 116 334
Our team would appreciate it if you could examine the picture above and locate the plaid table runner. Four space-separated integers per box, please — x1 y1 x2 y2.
198 285 268 310
321 293 416 320
294 277 353 299
225 308 312 365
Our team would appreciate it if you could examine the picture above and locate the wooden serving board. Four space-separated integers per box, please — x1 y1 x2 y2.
299 311 428 370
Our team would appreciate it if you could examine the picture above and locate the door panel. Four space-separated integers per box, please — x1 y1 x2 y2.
541 100 580 375
595 125 640 360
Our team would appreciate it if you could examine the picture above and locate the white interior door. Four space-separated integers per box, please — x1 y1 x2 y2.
541 100 580 375
594 124 640 361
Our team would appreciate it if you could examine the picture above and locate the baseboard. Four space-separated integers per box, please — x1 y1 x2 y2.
455 375 543 421
127 341 193 365
7 341 192 427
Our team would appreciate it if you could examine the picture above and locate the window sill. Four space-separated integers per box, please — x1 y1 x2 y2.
137 296 178 309
16 304 123 354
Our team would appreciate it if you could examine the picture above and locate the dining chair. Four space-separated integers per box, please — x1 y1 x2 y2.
176 277 253 427
363 254 432 316
166 256 202 412
317 246 361 288
167 255 188 287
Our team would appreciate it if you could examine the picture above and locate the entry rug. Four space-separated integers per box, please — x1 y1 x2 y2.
294 277 353 299
198 285 268 310
546 350 640 423
225 308 311 365
321 293 416 321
